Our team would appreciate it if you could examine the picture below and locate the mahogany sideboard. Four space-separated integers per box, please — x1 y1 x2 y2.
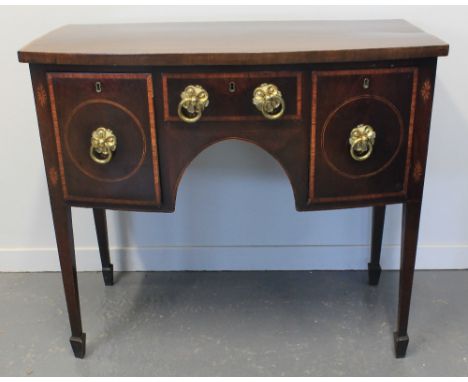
18 20 449 359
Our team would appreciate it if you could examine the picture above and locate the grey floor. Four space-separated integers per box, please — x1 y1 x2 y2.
1 270 468 376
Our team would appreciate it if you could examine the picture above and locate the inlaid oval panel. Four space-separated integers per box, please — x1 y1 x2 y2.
64 99 147 182
322 95 403 179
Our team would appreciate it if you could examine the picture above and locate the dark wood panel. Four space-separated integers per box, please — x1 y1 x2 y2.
309 67 418 204
48 72 161 205
30 60 435 213
18 20 448 66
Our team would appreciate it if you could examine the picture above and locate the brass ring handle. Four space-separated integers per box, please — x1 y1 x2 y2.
349 124 376 162
350 137 373 161
90 127 117 164
177 85 209 123
261 95 285 120
252 83 285 120
177 99 202 123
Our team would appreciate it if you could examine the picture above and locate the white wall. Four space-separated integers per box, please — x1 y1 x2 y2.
1 5 467 271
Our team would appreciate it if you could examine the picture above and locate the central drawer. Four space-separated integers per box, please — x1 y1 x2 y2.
161 71 303 123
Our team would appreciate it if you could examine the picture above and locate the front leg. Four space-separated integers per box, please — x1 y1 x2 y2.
51 201 86 358
394 201 422 358
30 66 86 358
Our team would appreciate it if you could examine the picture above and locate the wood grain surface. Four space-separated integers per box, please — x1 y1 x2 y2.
18 20 448 66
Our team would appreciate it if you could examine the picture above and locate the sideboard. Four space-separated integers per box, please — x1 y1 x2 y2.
18 20 449 358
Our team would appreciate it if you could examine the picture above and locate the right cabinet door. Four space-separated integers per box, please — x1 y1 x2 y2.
309 67 418 204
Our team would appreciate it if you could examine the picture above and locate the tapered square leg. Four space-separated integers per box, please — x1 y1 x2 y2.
31 65 87 359
394 201 422 358
93 208 114 286
368 205 385 285
50 202 86 359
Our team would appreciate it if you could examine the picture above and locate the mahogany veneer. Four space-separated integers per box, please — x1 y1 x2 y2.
19 20 448 359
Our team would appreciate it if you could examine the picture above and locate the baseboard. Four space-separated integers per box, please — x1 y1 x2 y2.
1 245 468 272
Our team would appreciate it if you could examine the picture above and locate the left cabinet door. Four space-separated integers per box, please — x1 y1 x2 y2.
47 73 161 207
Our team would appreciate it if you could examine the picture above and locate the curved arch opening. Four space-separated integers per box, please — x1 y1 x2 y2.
173 138 296 209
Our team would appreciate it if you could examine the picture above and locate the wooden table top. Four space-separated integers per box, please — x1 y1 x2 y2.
18 19 449 66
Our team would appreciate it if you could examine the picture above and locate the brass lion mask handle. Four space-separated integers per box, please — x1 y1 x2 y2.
349 124 376 162
178 85 210 123
252 83 285 120
90 127 117 164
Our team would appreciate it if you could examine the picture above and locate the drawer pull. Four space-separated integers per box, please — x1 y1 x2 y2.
349 124 376 162
178 85 209 123
90 127 117 164
252 83 285 120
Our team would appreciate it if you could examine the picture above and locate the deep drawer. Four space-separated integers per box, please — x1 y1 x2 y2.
47 72 161 206
309 67 418 204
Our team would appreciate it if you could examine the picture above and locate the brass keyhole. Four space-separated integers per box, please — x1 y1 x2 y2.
363 77 370 90
95 81 102 93
228 81 236 93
